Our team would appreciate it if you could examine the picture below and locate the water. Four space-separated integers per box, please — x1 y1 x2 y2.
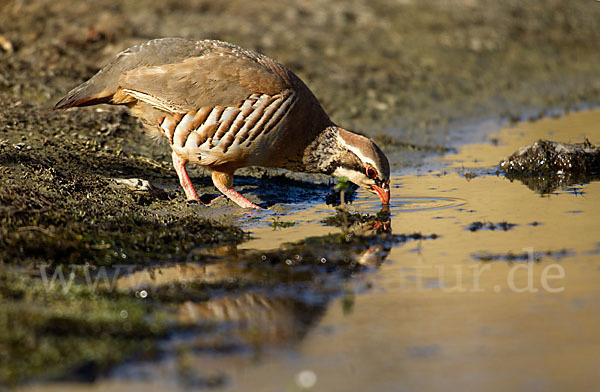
19 109 600 392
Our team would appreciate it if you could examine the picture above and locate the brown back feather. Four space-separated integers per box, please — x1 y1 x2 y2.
54 38 289 111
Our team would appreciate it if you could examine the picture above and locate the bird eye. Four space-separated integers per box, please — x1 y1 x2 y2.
366 166 377 179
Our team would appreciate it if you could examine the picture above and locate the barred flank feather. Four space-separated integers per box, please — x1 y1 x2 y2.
159 90 296 162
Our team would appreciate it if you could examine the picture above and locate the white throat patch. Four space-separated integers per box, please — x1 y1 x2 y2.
333 166 372 187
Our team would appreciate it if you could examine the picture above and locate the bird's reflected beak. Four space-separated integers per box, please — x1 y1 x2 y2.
372 182 390 204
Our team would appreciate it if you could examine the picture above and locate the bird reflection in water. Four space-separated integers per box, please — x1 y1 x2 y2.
113 207 393 350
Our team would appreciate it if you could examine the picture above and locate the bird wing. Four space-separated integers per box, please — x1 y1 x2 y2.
119 51 287 113
54 38 290 111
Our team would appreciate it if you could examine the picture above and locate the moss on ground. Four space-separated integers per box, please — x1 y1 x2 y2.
0 268 169 386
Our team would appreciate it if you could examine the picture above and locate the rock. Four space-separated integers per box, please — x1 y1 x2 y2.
112 178 169 202
113 178 154 191
0 35 13 53
500 139 600 193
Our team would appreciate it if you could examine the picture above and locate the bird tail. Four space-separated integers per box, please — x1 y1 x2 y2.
54 49 136 109
54 79 115 109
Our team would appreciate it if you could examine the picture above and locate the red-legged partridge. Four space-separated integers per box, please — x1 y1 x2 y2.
56 38 390 209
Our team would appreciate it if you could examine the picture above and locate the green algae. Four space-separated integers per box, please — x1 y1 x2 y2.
0 268 169 386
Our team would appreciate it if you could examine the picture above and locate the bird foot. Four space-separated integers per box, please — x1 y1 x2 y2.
198 194 224 206
212 181 262 209
211 170 263 209
222 188 263 209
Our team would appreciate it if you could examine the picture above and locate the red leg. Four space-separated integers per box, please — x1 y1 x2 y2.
171 151 200 201
211 171 262 209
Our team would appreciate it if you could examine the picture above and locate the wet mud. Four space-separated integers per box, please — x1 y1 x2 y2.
466 221 517 232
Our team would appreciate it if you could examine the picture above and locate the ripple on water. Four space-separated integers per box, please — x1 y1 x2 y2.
350 195 466 213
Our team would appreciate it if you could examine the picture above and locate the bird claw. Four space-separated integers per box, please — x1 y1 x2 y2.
197 193 223 206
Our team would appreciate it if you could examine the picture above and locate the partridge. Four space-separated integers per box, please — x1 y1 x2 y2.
55 38 390 209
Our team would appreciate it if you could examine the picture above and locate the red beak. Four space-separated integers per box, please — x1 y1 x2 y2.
372 183 390 204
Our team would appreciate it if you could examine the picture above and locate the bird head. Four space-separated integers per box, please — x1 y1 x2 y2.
330 128 391 204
